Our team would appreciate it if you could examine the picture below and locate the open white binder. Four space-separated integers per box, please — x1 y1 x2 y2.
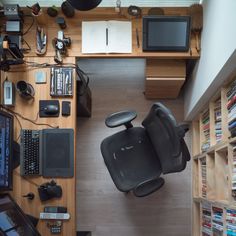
82 21 132 54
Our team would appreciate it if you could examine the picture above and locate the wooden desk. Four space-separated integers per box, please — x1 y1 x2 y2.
21 7 199 98
1 57 77 236
22 7 199 59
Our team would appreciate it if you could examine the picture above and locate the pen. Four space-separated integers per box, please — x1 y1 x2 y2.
106 28 108 46
136 28 140 48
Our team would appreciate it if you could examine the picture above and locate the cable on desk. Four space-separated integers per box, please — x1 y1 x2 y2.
22 14 35 36
6 60 90 97
0 105 58 129
21 37 31 52
14 171 40 188
11 60 90 96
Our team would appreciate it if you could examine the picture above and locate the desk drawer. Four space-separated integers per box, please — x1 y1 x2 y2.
146 59 186 78
145 77 185 99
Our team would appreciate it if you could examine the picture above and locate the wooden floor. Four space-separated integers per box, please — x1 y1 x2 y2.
76 59 191 236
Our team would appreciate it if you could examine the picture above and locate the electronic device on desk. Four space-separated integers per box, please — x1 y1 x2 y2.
3 78 15 106
50 67 73 97
0 194 40 236
0 110 13 191
20 128 74 177
20 129 41 175
38 180 62 201
47 220 63 234
53 30 71 64
142 16 191 52
39 100 60 117
0 35 24 71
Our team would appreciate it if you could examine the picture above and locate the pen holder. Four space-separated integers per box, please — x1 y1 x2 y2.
32 9 46 26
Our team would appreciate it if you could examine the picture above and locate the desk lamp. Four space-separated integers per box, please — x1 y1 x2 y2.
67 0 102 11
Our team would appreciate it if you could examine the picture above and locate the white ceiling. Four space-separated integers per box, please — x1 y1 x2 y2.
1 0 200 7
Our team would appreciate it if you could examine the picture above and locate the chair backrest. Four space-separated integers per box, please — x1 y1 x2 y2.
142 103 189 174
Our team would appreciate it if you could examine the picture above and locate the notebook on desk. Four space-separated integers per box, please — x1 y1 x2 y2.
82 20 132 54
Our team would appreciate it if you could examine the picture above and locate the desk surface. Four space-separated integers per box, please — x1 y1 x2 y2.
1 57 77 236
23 7 200 59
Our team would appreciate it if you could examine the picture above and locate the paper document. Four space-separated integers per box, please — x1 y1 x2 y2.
82 21 132 54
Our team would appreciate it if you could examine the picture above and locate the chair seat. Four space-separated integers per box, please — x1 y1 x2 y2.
101 127 162 192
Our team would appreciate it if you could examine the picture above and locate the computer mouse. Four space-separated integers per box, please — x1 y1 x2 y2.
44 104 59 115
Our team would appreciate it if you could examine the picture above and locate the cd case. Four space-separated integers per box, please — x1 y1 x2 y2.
50 67 73 97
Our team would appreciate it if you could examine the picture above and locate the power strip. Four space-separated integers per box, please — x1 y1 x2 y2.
39 213 70 220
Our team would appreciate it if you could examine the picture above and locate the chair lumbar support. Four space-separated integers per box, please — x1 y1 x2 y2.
105 110 137 129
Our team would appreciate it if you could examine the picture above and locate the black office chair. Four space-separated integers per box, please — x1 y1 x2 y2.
100 103 190 197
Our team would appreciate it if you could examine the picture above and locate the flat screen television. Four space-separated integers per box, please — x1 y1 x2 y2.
142 16 191 52
0 111 13 191
0 194 41 236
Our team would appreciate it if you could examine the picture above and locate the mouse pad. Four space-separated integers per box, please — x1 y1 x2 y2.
39 100 60 117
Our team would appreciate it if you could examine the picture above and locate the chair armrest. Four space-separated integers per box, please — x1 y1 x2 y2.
133 177 165 197
105 110 137 129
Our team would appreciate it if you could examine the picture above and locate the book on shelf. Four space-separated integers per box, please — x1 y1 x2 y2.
227 80 236 138
226 208 236 235
201 109 210 151
202 202 212 236
212 206 223 235
214 99 222 143
201 158 207 197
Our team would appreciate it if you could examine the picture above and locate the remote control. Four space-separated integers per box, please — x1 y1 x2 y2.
40 213 70 220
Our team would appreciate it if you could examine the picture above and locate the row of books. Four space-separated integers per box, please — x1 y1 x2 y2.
201 158 207 198
227 80 236 137
232 144 236 198
212 206 224 236
201 109 210 152
202 202 212 236
215 99 222 143
226 208 236 236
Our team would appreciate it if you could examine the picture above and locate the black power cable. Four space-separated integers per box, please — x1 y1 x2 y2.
22 14 35 36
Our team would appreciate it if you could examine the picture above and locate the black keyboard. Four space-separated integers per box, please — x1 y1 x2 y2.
20 130 41 176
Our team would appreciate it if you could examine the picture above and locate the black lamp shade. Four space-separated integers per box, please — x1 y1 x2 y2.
67 0 102 11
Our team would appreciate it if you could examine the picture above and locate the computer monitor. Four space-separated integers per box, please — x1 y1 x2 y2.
142 16 191 52
0 194 41 236
0 110 13 191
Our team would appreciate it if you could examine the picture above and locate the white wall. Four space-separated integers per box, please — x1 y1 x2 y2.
1 0 199 7
184 0 236 120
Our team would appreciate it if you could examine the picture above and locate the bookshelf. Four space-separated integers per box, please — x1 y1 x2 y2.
192 77 236 236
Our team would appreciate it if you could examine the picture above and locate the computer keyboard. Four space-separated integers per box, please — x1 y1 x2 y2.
20 129 41 176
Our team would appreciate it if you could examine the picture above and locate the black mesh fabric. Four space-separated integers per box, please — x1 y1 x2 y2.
142 103 189 174
100 127 162 192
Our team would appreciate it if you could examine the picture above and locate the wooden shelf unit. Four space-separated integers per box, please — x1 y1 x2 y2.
192 76 236 236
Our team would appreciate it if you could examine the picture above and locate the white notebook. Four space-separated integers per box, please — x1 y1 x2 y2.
82 21 132 54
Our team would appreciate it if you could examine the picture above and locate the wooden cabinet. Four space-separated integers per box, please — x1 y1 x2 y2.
192 77 236 236
145 59 186 99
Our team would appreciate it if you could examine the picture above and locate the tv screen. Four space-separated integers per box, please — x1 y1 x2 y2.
0 111 13 191
143 16 191 52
